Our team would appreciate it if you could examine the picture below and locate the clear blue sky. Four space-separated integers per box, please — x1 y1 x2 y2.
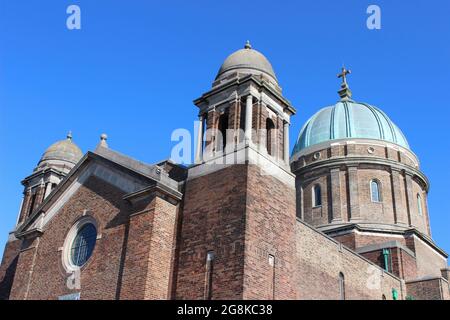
0 1 449 259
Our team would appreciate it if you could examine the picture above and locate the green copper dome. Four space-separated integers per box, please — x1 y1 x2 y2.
292 100 409 156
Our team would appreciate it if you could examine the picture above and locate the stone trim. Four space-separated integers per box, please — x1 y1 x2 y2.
123 183 183 204
292 138 419 164
292 156 428 191
187 143 295 189
194 74 295 115
405 276 448 284
355 240 416 258
319 223 448 258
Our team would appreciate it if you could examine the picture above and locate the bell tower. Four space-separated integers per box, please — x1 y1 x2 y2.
0 132 83 300
174 42 297 299
17 132 83 225
192 41 294 169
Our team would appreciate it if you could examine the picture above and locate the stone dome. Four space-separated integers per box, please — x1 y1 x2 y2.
37 132 83 170
292 100 409 157
215 41 278 83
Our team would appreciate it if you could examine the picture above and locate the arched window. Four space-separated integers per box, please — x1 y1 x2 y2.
218 112 229 152
313 184 322 207
417 194 423 216
339 272 345 300
266 118 275 156
70 223 97 267
370 179 381 202
382 294 386 300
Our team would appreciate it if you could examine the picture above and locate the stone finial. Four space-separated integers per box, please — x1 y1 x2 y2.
67 131 73 141
337 66 353 100
244 40 252 50
99 133 108 148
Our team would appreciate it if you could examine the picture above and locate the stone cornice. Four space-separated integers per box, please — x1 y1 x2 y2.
16 227 43 240
21 167 66 186
123 182 183 205
320 223 448 258
194 74 296 115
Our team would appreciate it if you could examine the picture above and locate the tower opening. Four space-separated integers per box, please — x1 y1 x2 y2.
218 112 229 152
266 118 275 156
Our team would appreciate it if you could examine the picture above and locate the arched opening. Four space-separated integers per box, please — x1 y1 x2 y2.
382 294 386 300
218 112 229 152
339 272 345 300
266 118 275 156
313 184 322 207
370 179 381 202
28 192 37 217
417 194 423 216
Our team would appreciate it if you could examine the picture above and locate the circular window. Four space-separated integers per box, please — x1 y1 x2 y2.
63 217 97 271
70 223 97 267
313 152 321 161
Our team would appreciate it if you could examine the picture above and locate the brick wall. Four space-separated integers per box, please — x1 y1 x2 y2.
243 165 296 299
0 238 21 300
406 278 449 300
293 141 430 237
175 163 296 300
295 221 404 300
10 175 129 300
8 172 179 300
410 235 447 278
119 195 179 300
175 165 248 299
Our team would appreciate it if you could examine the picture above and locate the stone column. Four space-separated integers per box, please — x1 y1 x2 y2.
422 191 432 236
330 168 343 222
245 95 253 143
404 173 414 226
296 181 304 219
195 114 204 164
348 166 360 221
283 120 290 164
44 182 52 199
390 169 407 225
18 188 32 223
16 196 24 226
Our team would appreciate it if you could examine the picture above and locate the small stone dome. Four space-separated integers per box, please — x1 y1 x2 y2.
215 41 278 83
37 132 83 170
292 100 409 157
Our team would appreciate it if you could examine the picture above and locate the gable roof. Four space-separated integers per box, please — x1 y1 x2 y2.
15 146 185 237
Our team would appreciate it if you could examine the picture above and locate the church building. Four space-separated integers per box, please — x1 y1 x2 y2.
0 42 449 300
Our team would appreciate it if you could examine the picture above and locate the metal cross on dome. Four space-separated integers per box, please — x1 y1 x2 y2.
337 67 351 85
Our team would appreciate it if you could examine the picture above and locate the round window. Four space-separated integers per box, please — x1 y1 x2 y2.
70 223 97 267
